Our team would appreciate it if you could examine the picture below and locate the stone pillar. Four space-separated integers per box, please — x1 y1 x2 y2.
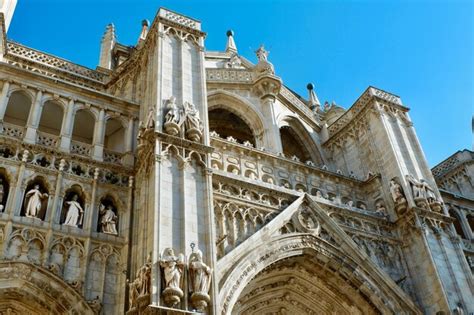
261 96 283 153
59 99 75 152
24 90 43 144
0 81 11 130
123 116 135 166
9 149 29 218
48 159 66 224
92 109 105 161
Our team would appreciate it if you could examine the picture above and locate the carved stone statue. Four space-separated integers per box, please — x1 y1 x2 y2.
145 106 155 129
389 179 408 214
63 194 84 227
87 296 102 314
184 102 203 142
406 175 425 199
99 204 118 235
24 184 48 218
160 247 184 306
421 179 436 203
389 179 406 204
189 249 212 311
164 96 183 136
0 178 4 212
128 255 152 310
0 178 4 205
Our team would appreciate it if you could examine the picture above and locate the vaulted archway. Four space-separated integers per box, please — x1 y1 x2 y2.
208 90 265 148
278 116 324 165
0 261 94 314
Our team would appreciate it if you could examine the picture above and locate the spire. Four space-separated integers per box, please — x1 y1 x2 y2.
225 29 237 53
307 83 321 111
99 23 116 70
137 19 150 45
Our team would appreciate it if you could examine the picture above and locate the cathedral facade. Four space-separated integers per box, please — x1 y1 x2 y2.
0 4 472 315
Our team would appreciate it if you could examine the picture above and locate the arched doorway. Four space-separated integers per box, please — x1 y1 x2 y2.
235 255 377 314
217 195 421 315
0 261 94 314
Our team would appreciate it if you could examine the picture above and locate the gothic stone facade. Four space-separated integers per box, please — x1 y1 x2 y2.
0 5 472 315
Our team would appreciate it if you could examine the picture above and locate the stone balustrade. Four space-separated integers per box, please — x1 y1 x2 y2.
210 135 386 213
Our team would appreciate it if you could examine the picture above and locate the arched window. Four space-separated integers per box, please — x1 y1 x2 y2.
37 100 64 147
209 108 256 146
449 209 467 239
279 116 323 165
4 90 32 127
280 126 311 162
71 110 95 145
104 118 125 153
38 101 63 136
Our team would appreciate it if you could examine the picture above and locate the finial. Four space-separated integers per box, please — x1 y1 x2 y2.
307 82 321 112
138 19 150 44
225 29 237 53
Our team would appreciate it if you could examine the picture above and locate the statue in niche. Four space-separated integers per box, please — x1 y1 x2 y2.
63 194 84 227
24 184 48 218
184 101 203 142
188 248 212 311
164 96 183 136
99 203 118 235
0 177 5 212
160 247 185 306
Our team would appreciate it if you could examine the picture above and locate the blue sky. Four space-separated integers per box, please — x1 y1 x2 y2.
8 0 473 166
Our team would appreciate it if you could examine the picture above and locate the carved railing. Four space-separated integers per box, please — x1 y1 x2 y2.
0 142 131 187
209 136 385 216
104 149 123 165
206 69 254 83
1 122 25 139
7 42 106 83
36 131 59 147
158 8 201 30
70 140 92 157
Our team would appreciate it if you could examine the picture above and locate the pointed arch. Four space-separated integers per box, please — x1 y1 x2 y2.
278 115 324 165
208 90 265 148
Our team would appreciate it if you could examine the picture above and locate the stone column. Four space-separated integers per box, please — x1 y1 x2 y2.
48 159 66 224
0 81 11 130
92 109 105 161
24 89 43 144
59 99 75 152
9 149 29 218
123 116 135 166
260 95 283 154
